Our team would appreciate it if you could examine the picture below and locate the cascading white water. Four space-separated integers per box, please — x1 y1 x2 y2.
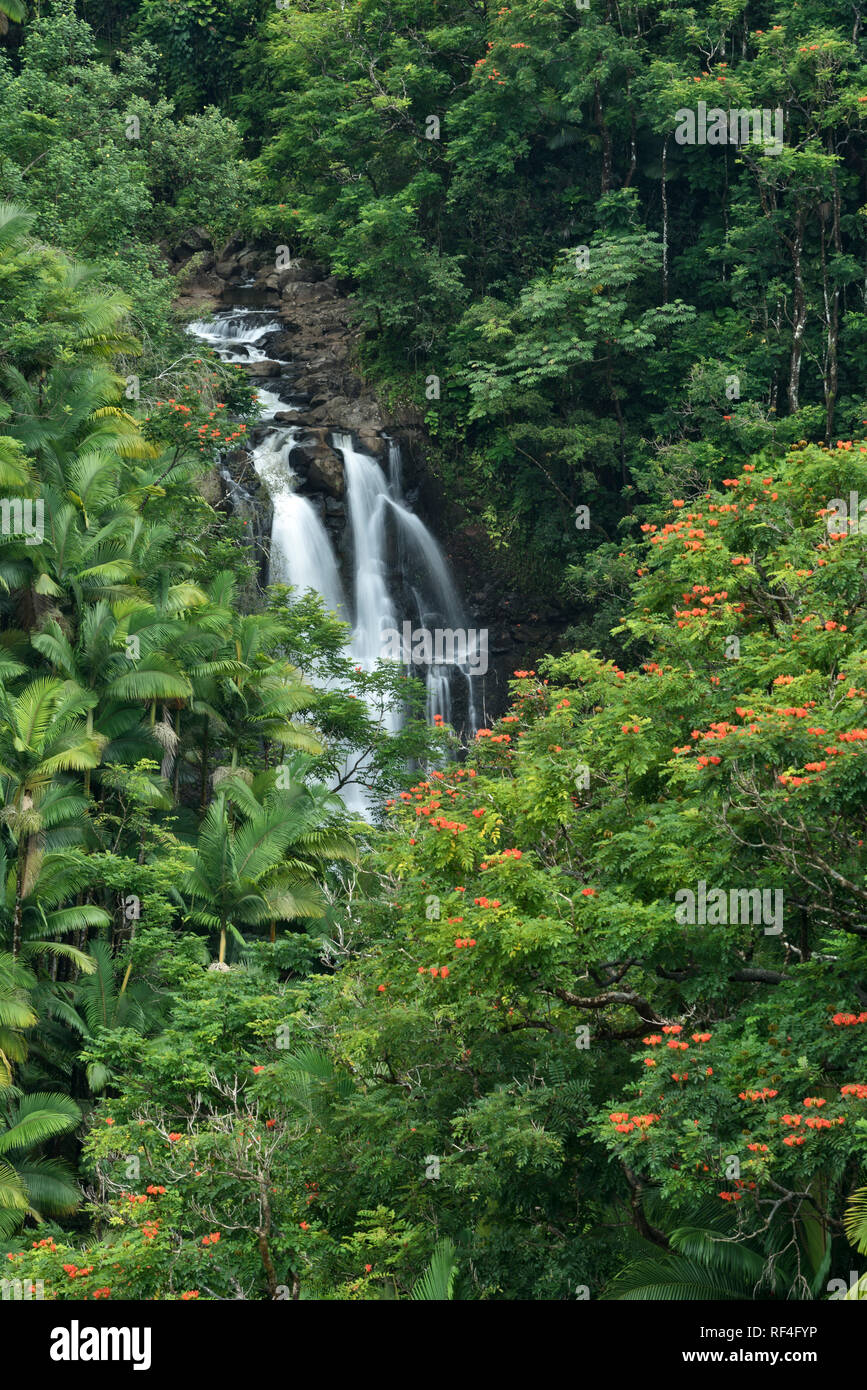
382 492 481 733
334 433 397 674
187 307 482 806
255 429 347 621
187 310 282 366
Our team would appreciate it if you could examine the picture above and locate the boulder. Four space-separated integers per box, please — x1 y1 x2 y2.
281 280 338 305
279 258 325 284
307 445 345 497
177 226 212 253
183 272 224 295
356 429 385 458
218 233 247 260
287 432 345 498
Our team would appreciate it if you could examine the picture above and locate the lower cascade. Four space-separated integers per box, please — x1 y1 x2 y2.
187 305 483 796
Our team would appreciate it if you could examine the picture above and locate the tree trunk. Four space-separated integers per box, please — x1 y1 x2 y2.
787 214 807 414
823 173 842 440
84 707 93 797
173 709 182 802
661 137 669 304
594 81 612 194
200 717 210 810
12 855 24 961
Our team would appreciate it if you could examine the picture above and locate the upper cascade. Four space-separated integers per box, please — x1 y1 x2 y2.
187 305 483 763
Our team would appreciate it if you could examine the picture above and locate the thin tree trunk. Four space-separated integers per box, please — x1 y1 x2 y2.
661 137 669 304
84 708 93 796
12 858 24 960
200 717 210 810
594 81 612 194
787 213 807 414
624 84 637 187
823 173 842 440
258 1178 278 1299
173 709 182 802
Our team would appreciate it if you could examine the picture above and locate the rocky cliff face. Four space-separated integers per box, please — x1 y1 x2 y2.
172 232 568 721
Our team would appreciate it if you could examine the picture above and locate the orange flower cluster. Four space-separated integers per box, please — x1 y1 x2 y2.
609 1110 662 1134
476 728 511 744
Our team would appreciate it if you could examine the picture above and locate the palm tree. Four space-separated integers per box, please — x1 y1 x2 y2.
838 1188 867 1299
0 952 36 1087
192 571 322 785
411 1239 459 1300
31 603 195 793
182 765 357 965
604 1194 833 1300
0 1 25 28
0 202 141 380
0 841 104 975
181 791 299 967
0 1085 81 1240
210 764 358 943
70 940 164 1093
0 679 104 957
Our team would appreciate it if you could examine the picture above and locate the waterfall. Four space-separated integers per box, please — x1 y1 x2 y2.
186 307 483 805
258 429 347 621
334 433 397 679
187 310 282 365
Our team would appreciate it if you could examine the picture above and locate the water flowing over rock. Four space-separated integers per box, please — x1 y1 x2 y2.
186 301 485 806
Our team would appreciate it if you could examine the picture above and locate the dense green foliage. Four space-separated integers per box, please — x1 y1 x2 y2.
0 0 865 1304
240 0 867 603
